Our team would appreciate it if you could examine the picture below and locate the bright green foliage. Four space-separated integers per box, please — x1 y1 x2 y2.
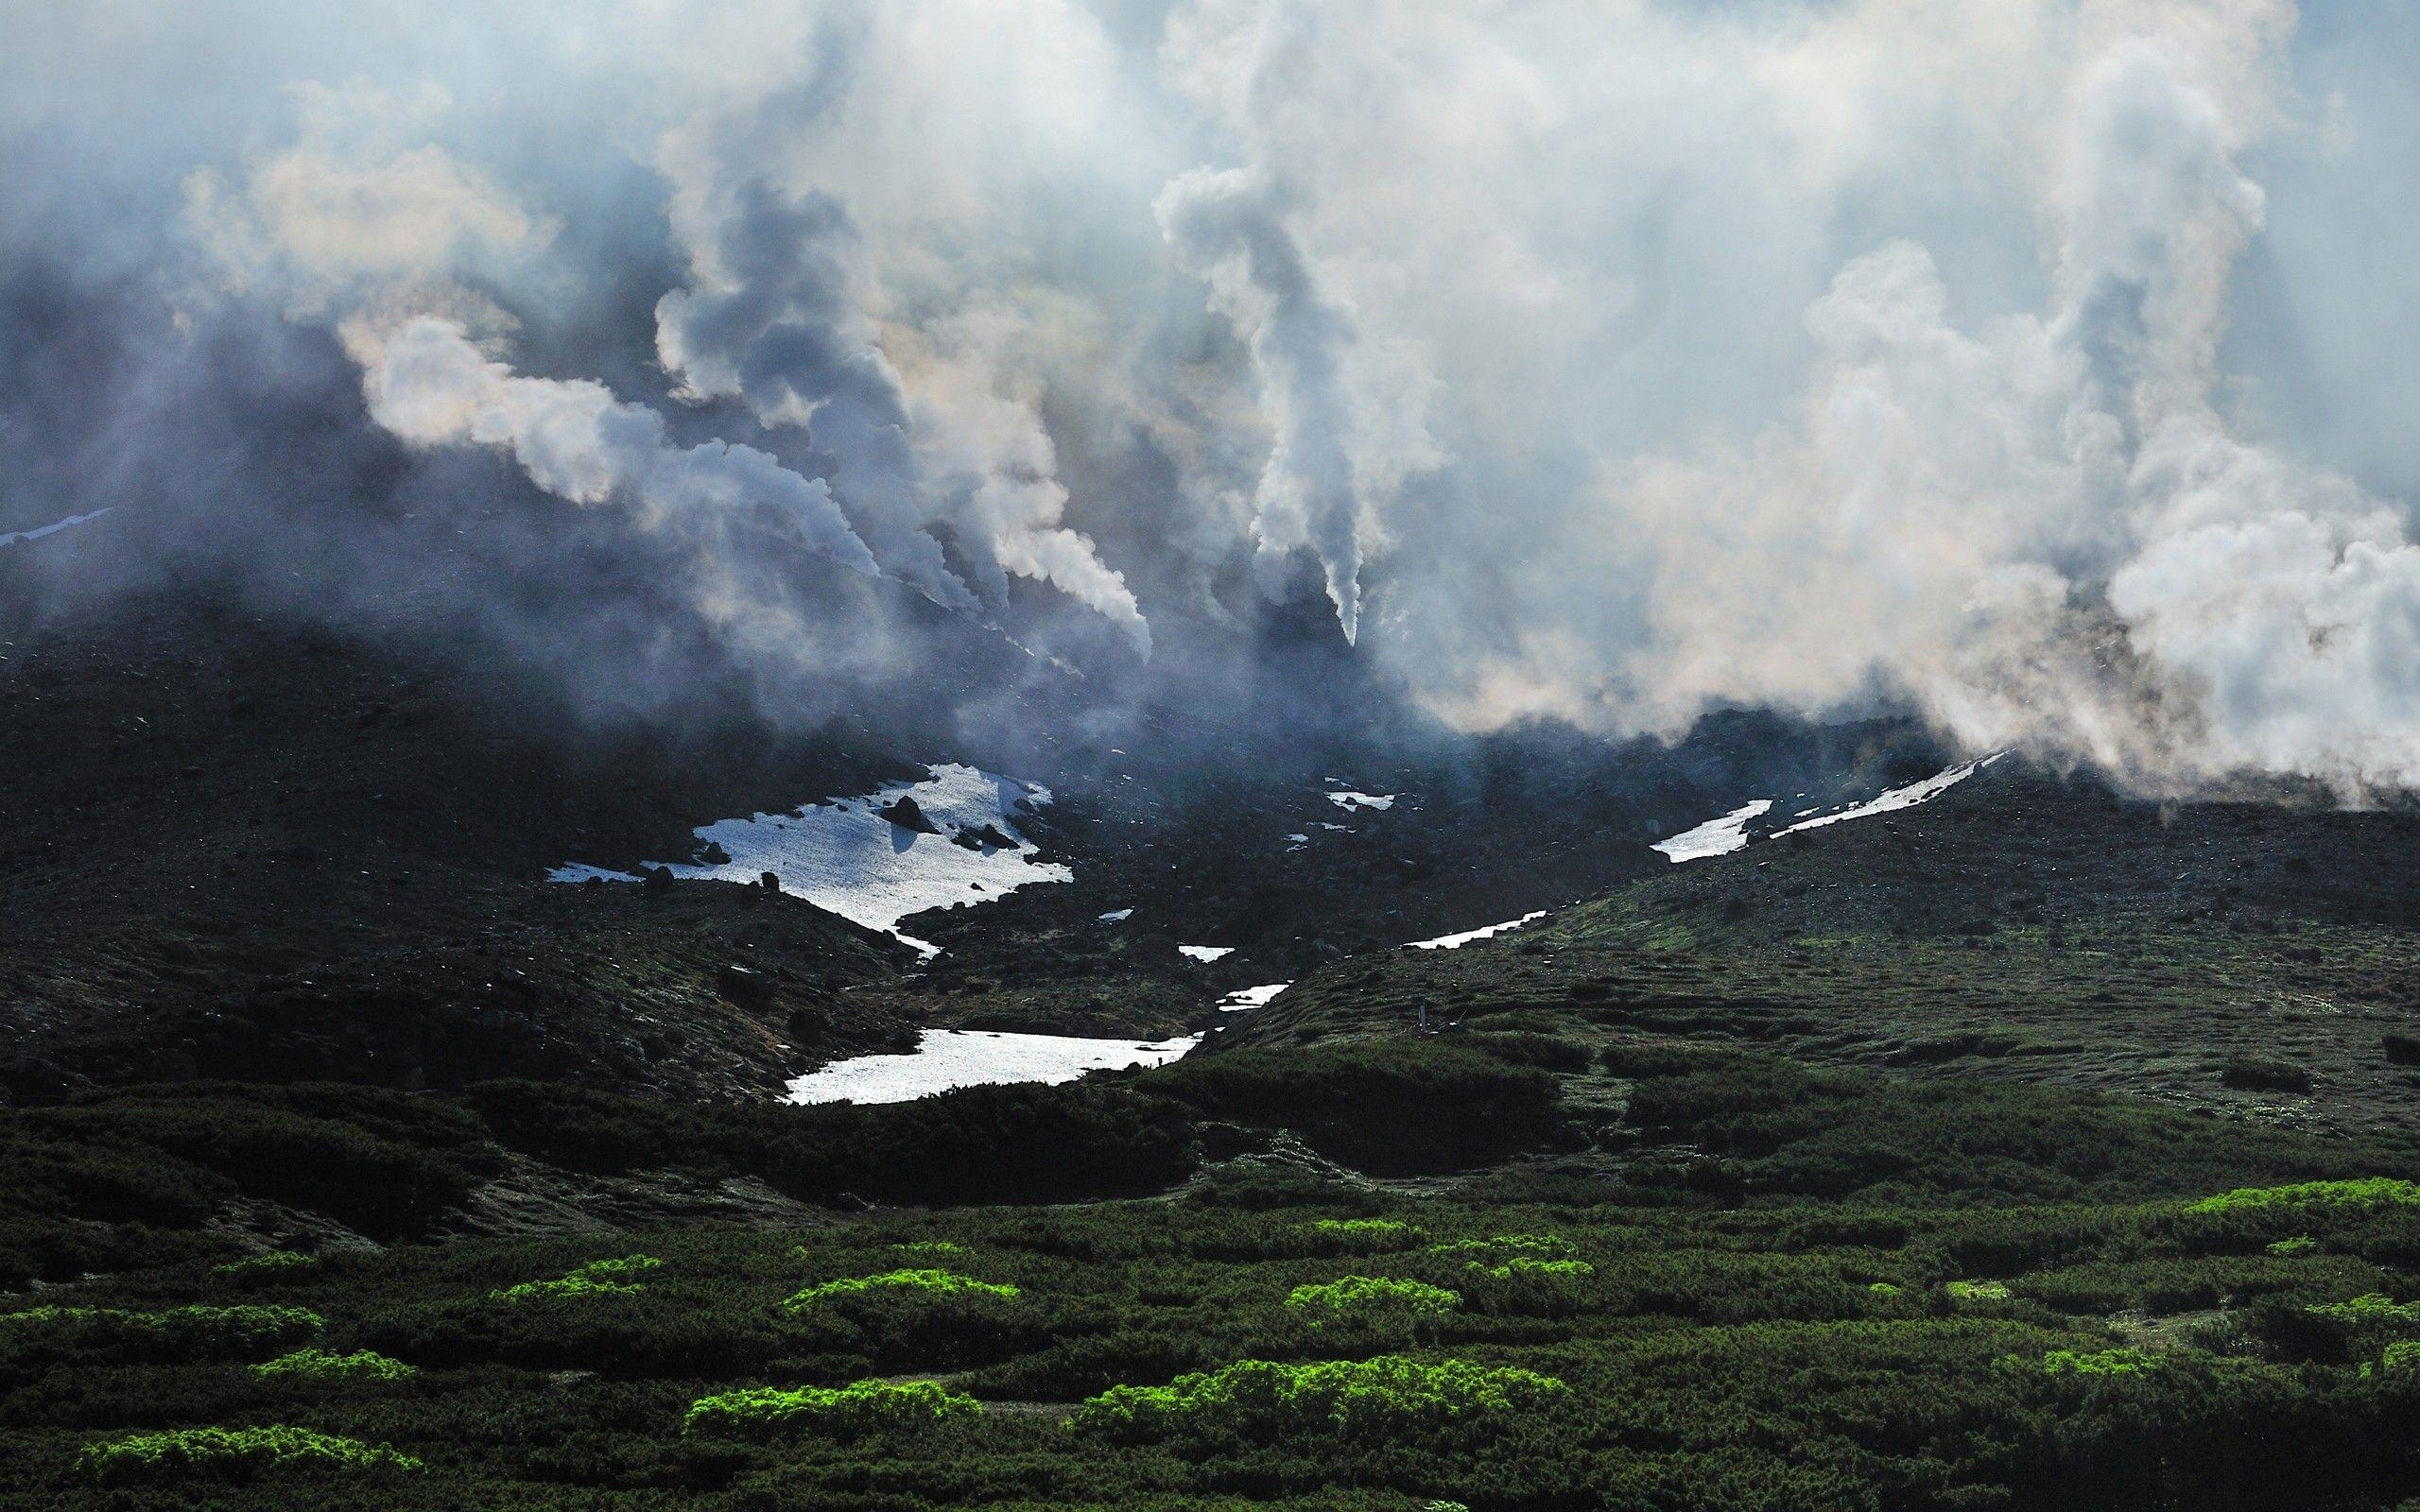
1428 1233 1574 1257
214 1250 320 1278
78 1426 421 1485
2306 1293 2420 1326
0 1304 321 1357
2382 1341 2420 1373
1072 1355 1569 1442
2037 1348 2155 1376
1946 1280 2014 1304
1285 1276 1461 1320
2186 1178 2420 1214
492 1254 661 1301
251 1347 417 1383
784 1268 1020 1309
684 1379 981 1436
894 1240 968 1256
2266 1235 2318 1256
1869 1282 1904 1297
1297 1214 1423 1247
1465 1256 1594 1282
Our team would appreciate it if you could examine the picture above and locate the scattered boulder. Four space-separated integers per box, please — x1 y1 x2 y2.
697 840 734 865
878 796 940 833
641 865 676 894
760 871 781 892
962 822 1016 850
716 963 775 1008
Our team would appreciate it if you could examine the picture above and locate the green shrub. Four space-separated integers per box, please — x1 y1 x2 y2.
0 1304 320 1360
1285 1277 1461 1321
894 1240 967 1256
2266 1235 2318 1256
492 1254 661 1301
78 1426 421 1485
1946 1280 2014 1304
1297 1218 1426 1254
2220 1057 2312 1094
784 1268 1019 1310
214 1249 320 1279
2187 1179 2420 1215
1429 1233 1574 1257
251 1347 417 1383
684 1379 980 1436
2036 1348 2155 1376
1153 1042 1566 1175
2307 1294 2420 1326
1072 1355 1568 1442
2382 1340 2420 1372
1464 1257 1593 1282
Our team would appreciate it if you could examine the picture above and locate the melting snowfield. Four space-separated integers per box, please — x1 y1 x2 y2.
1652 800 1774 863
551 764 1069 954
0 507 110 548
1218 982 1291 1012
1178 945 1234 962
784 1028 1200 1105
1408 910 1549 950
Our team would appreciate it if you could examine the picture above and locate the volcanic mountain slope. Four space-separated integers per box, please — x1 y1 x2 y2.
0 594 930 1103
1224 756 2420 1142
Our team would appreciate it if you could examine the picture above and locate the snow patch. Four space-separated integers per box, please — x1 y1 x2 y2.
1327 791 1396 811
1652 800 1772 863
1178 945 1234 963
1099 908 1133 923
785 1028 1199 1106
1408 910 1548 950
1772 756 2002 837
0 508 110 548
1218 982 1290 1012
549 764 1069 955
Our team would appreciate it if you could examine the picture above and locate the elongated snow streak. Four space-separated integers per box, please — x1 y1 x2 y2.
1772 754 2006 837
0 507 110 547
785 1029 1199 1105
1652 800 1772 863
1407 911 1547 950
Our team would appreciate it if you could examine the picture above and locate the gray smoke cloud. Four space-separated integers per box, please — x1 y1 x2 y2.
6 0 2420 790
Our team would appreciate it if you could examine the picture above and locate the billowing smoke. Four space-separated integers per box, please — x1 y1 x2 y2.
7 0 2420 791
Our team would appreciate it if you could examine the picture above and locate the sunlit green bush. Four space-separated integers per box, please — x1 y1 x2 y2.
251 1347 417 1383
1464 1257 1593 1282
1285 1276 1461 1321
0 1304 320 1360
2187 1179 2420 1215
784 1268 1020 1310
78 1426 421 1486
1072 1355 1568 1442
492 1254 661 1301
684 1378 980 1437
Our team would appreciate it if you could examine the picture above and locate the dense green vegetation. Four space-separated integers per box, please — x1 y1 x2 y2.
7 1005 2420 1507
